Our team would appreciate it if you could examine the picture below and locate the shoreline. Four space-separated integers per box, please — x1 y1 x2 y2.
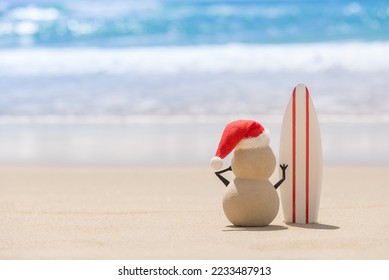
1 121 389 166
1 113 389 124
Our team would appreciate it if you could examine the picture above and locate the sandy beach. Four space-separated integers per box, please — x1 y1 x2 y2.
1 165 388 259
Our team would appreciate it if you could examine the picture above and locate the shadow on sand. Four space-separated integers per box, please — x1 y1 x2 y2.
223 223 339 232
223 225 288 232
286 223 339 230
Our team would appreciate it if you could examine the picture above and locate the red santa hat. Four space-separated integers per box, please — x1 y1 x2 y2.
210 120 270 170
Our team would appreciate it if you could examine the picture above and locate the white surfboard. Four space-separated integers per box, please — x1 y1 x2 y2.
279 84 322 224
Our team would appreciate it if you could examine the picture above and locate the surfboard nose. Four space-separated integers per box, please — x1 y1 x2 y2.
295 83 307 92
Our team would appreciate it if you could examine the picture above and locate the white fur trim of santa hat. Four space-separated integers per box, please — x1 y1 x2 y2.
235 129 270 150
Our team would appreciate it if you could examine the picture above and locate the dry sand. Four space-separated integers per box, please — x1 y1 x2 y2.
0 166 388 259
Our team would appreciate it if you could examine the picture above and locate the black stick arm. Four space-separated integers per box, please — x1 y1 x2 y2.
274 164 288 190
214 166 232 187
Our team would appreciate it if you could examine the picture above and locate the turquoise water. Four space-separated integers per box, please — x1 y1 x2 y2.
1 0 389 47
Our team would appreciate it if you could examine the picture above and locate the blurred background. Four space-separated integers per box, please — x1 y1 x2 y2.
0 0 389 166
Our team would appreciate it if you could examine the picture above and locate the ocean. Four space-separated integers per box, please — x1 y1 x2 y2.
1 0 389 47
1 0 389 165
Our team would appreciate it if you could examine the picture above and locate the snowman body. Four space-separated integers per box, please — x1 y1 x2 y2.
223 146 279 227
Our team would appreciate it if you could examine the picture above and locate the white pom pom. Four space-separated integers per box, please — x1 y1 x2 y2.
210 156 223 170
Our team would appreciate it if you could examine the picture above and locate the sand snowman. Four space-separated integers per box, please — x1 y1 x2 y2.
211 120 287 227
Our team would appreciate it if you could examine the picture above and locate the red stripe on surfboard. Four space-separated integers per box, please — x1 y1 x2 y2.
305 87 310 224
292 88 296 223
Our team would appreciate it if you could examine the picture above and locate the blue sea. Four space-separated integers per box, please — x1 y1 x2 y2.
1 0 389 165
1 0 389 47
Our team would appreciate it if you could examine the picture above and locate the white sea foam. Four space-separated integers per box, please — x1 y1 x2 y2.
7 6 60 21
1 41 389 121
1 42 389 76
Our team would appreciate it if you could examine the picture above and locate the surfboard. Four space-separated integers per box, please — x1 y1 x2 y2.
279 84 322 224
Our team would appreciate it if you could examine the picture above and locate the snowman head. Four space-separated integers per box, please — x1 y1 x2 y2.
231 146 276 180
